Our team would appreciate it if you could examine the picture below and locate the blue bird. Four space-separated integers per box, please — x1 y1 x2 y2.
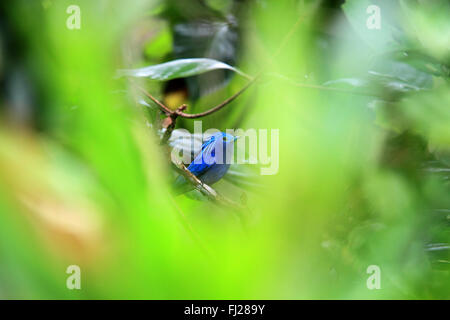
173 132 238 195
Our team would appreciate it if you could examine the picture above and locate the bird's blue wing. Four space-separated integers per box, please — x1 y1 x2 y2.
187 140 216 177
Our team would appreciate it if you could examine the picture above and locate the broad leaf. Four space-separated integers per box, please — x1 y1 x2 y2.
117 58 249 81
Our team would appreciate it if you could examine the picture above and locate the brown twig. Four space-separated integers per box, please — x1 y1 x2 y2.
135 78 255 120
132 76 255 147
134 83 173 115
172 161 245 210
133 76 256 147
176 78 256 119
160 104 187 145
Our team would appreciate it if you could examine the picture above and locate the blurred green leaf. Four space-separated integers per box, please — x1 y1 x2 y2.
368 59 433 92
144 27 173 60
400 0 450 62
324 59 433 97
399 87 450 148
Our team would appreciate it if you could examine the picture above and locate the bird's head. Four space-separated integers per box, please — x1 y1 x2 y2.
220 132 239 144
206 132 238 147
201 132 238 163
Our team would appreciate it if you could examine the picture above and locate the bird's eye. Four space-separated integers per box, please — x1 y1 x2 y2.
223 137 228 142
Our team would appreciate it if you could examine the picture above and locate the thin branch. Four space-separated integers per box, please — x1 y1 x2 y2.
160 104 187 145
176 77 256 119
172 161 245 210
135 78 256 120
133 83 172 115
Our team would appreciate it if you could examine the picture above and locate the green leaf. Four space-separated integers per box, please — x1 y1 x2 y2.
172 20 240 99
117 58 249 81
144 27 173 61
324 60 433 96
398 87 450 148
368 60 433 92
